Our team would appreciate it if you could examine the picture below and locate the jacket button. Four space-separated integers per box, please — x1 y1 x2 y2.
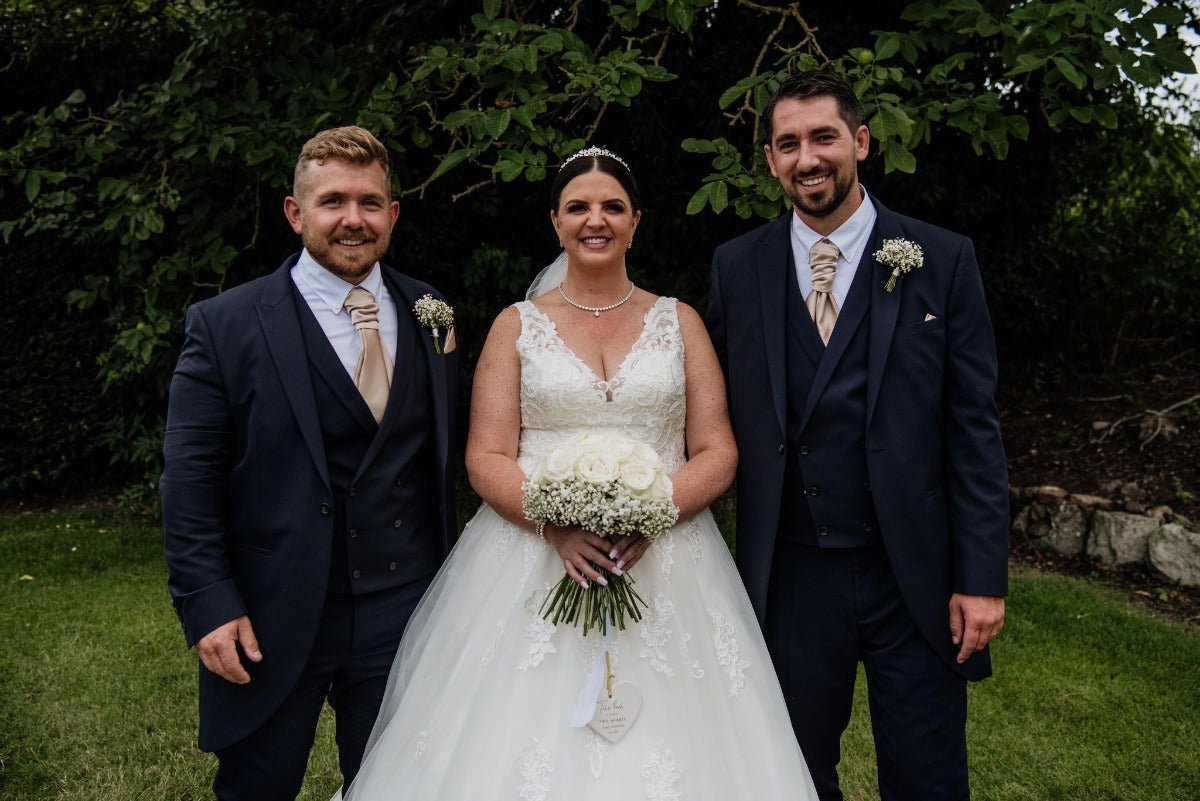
395 477 403 486
389 561 397 571
393 519 402 528
862 522 872 532
352 569 361 580
349 528 357 538
320 503 331 516
777 444 785 455
817 526 829 536
809 485 820 496
800 445 809 455
864 482 872 492
348 487 357 497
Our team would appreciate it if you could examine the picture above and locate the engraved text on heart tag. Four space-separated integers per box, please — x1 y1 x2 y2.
587 681 642 743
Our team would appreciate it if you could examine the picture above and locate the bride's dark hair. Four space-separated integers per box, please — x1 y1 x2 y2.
549 149 641 213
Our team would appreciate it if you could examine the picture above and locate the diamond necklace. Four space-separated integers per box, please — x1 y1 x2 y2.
557 281 636 317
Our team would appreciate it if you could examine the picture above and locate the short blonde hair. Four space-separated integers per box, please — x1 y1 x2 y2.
293 126 390 197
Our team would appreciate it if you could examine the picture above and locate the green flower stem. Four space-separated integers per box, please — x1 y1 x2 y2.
539 564 647 636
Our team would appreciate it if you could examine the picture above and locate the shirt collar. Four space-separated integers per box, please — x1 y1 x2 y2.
790 185 878 266
295 249 385 315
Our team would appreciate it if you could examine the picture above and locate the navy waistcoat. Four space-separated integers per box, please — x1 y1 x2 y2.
780 253 879 547
292 281 442 594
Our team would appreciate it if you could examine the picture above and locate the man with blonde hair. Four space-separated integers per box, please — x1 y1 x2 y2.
163 125 463 799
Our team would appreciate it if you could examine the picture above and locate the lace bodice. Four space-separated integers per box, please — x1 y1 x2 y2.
515 297 686 476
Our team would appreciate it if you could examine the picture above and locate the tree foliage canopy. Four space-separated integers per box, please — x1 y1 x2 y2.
1 0 1197 498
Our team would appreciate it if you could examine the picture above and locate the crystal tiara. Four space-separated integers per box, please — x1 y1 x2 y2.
560 145 630 172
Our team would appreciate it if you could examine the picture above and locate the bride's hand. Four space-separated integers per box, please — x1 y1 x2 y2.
544 524 621 588
609 534 651 572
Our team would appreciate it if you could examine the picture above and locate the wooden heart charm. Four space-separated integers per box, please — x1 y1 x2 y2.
587 681 642 743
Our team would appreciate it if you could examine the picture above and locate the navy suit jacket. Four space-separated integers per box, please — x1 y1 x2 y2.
706 197 1008 681
161 254 463 749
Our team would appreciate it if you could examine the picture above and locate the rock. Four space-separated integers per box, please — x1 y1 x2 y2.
1013 499 1087 557
1032 485 1069 501
1147 505 1174 521
1087 510 1157 567
1091 420 1110 431
1148 524 1200 587
1069 493 1113 510
1100 479 1124 495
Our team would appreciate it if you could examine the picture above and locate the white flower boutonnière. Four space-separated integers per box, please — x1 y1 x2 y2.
874 238 924 293
413 294 454 354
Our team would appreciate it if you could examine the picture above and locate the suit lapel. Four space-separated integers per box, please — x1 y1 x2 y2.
757 213 792 438
257 257 331 489
866 198 903 431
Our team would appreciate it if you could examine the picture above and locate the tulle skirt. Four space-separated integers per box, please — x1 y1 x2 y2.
339 504 818 800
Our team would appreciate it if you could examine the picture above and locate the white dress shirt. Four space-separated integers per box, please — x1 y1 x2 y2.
290 250 398 379
789 186 879 312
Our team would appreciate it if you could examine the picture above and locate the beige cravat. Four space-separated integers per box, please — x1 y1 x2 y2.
807 239 840 345
343 287 394 423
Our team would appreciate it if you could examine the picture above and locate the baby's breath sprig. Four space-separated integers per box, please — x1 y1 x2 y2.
413 294 454 353
874 238 924 293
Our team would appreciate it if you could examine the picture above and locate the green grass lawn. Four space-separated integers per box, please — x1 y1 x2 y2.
1 508 1198 800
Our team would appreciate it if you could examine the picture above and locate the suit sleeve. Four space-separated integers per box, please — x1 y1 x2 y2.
943 238 1010 597
160 304 247 646
704 249 729 375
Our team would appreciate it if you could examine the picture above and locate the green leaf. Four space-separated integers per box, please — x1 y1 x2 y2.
430 148 474 181
484 109 511 139
25 171 41 203
884 143 917 174
1005 115 1030 140
875 34 901 61
1093 105 1118 129
1053 57 1086 90
681 138 717 154
482 0 500 20
620 75 643 96
443 109 476 130
1153 42 1198 76
1068 106 1093 123
710 181 729 214
685 183 713 215
64 89 86 105
1123 59 1161 87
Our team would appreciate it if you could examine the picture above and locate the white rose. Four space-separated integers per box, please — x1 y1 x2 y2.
620 458 657 494
629 441 659 465
577 452 621 484
648 472 674 501
541 441 581 482
607 437 636 460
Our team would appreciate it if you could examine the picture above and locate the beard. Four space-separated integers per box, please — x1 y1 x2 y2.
303 230 389 283
786 168 858 220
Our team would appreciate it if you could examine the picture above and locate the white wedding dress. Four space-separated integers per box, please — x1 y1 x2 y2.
340 298 817 800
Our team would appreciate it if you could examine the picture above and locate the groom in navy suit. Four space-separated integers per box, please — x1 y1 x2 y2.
162 126 462 799
706 72 1008 800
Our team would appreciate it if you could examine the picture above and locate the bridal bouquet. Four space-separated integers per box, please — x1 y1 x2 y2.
523 432 679 635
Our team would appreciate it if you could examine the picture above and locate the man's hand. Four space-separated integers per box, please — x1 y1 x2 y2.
949 594 1005 664
196 615 262 684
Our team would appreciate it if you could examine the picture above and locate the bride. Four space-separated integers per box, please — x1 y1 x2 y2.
339 148 818 799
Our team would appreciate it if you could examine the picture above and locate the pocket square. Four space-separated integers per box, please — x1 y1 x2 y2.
443 326 457 354
924 313 937 322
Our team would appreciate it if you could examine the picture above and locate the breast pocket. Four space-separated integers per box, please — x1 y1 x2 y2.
896 318 945 340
